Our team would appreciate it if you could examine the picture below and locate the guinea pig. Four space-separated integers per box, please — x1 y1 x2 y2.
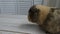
28 5 60 34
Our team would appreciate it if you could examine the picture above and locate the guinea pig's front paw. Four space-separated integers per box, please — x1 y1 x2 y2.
46 32 60 34
46 31 52 34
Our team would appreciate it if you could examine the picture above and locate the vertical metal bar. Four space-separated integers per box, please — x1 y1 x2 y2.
33 0 34 5
0 8 1 14
16 0 18 15
41 0 44 5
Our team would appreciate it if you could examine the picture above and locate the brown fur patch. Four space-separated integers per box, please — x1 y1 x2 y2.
45 9 60 34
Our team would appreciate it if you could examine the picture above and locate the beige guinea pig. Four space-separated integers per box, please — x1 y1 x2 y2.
28 5 60 34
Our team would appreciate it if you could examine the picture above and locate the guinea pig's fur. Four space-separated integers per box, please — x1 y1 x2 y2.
28 5 60 34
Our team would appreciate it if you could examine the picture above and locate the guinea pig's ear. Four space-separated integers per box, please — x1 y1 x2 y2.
51 8 55 12
51 7 60 12
51 7 60 10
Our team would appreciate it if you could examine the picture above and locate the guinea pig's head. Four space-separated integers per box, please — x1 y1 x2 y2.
28 5 56 25
28 5 40 23
28 5 51 24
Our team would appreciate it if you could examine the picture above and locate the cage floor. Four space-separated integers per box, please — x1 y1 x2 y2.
0 15 45 34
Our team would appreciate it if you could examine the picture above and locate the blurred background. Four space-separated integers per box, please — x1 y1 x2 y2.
0 0 59 15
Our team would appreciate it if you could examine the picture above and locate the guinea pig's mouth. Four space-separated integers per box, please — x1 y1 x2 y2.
31 13 38 22
29 10 39 23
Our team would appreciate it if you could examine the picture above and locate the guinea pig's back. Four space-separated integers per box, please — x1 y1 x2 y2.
45 9 60 34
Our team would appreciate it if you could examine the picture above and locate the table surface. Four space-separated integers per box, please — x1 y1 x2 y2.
0 15 45 34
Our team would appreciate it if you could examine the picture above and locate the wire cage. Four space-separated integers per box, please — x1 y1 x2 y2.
0 0 43 15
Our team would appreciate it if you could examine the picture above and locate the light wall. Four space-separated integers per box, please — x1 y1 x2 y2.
46 0 60 8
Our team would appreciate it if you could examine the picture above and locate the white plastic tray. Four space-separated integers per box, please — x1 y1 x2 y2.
0 15 45 34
